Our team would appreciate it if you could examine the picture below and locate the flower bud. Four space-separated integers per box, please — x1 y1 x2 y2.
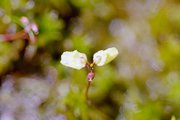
20 16 29 26
93 47 118 66
60 50 87 70
31 23 38 34
87 72 95 81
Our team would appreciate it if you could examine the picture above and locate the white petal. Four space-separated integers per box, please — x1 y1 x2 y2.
93 50 107 66
104 47 119 63
93 47 118 66
60 50 87 70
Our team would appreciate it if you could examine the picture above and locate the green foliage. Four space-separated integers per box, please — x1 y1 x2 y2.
37 13 64 46
0 41 23 74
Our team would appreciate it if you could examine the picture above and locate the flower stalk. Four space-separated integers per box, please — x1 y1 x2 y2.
85 62 95 100
0 16 38 43
0 30 29 42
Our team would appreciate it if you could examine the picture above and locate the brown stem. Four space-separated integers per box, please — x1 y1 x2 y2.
86 63 92 71
85 81 91 101
85 63 94 101
0 30 28 41
85 63 112 119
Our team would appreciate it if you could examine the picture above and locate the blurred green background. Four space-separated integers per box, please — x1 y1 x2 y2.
0 0 180 120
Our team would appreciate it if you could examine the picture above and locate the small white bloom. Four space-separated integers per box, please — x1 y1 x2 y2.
60 50 87 70
93 50 107 66
93 47 118 66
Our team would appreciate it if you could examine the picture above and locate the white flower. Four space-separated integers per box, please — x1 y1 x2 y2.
61 47 118 69
93 47 118 66
60 50 87 70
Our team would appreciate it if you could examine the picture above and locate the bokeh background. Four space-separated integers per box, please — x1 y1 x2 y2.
0 0 180 120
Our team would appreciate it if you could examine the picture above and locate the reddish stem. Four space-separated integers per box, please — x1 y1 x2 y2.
85 80 91 101
0 30 28 42
85 63 95 101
